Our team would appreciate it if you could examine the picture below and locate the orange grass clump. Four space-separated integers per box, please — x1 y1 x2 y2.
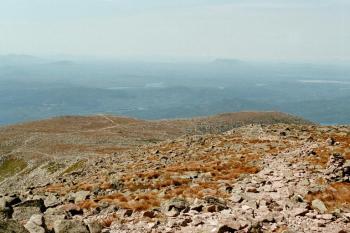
45 183 67 194
78 200 98 209
100 213 118 227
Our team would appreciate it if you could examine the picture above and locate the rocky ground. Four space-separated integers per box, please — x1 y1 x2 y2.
1 118 349 232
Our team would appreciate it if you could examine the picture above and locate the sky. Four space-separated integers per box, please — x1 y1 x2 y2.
0 0 349 62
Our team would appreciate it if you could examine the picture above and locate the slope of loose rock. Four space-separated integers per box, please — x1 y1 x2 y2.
1 123 349 233
0 112 312 190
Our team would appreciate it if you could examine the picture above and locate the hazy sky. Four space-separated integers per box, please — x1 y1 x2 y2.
0 0 349 62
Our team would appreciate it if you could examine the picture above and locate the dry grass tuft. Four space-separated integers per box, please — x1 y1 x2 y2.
45 183 67 194
78 200 98 209
99 213 118 228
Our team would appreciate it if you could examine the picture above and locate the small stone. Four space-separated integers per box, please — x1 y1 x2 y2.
291 207 308 217
179 218 192 227
246 187 258 193
217 224 239 233
242 205 252 211
191 217 204 226
230 194 243 203
306 212 317 218
206 205 217 213
165 208 179 217
299 179 310 186
320 214 334 220
191 204 203 212
317 222 326 227
73 191 90 204
143 210 157 218
272 181 284 189
122 209 133 217
44 195 61 208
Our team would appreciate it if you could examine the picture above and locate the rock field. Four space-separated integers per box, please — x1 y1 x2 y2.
1 117 349 232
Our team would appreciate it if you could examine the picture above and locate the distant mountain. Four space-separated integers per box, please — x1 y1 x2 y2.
0 54 44 66
212 58 245 65
46 60 76 66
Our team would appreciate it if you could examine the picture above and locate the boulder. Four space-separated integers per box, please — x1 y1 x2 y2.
0 220 30 233
44 208 66 231
24 215 46 233
312 199 328 214
53 219 89 233
87 221 103 233
12 199 45 222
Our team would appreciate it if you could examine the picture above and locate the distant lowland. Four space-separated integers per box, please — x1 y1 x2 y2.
1 55 350 125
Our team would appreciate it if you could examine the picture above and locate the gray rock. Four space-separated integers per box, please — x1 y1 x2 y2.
73 191 90 204
87 221 103 233
299 179 310 186
0 220 30 233
24 215 46 233
245 187 258 193
12 200 45 223
1 196 21 207
217 224 238 233
44 195 61 208
44 208 66 231
29 214 43 226
204 196 227 210
53 219 89 233
312 199 328 214
0 207 12 221
317 214 334 220
0 199 6 209
143 210 157 218
13 200 45 210
291 207 309 217
164 198 189 212
230 194 243 203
